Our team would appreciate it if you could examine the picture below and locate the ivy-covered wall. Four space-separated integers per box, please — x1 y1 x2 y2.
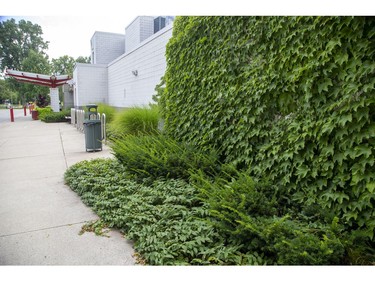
162 17 375 235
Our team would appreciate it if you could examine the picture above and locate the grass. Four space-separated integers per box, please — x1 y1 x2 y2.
108 106 159 138
97 103 117 123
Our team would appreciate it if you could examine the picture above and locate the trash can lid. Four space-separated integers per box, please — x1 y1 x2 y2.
86 104 98 110
83 119 101 124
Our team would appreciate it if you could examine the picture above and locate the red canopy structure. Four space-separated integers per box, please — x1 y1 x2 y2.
5 69 72 112
5 69 71 88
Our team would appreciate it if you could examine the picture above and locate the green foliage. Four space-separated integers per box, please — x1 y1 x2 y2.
110 133 220 181
64 159 259 265
75 56 91 64
64 158 129 206
96 178 227 265
152 76 166 110
97 103 116 123
108 106 159 138
191 168 347 265
0 79 18 104
36 106 52 119
163 16 375 237
0 18 48 71
17 49 51 102
65 156 375 265
79 220 110 237
51 55 76 77
40 109 70 123
51 55 90 77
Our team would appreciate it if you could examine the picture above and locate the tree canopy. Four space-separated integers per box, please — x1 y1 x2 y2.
52 55 90 77
0 18 48 71
0 17 91 104
17 50 51 102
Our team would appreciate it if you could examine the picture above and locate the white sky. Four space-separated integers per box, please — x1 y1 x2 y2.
1 15 139 60
1 0 375 61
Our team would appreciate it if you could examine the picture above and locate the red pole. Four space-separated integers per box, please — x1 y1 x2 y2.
10 107 14 122
23 105 27 116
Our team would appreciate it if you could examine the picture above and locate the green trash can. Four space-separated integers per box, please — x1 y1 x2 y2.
86 104 99 120
83 104 102 152
83 119 102 152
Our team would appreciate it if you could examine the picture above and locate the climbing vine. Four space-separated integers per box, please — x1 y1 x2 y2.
162 16 375 236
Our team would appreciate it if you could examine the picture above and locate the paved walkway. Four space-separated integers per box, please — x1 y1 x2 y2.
0 109 135 265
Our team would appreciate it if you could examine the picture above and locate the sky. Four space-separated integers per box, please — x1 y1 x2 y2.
1 0 374 62
0 15 140 60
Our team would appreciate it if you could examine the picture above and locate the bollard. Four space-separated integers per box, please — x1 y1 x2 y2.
23 105 27 116
10 107 14 122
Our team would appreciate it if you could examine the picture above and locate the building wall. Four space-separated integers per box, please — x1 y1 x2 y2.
91 32 125 65
108 25 173 108
73 63 108 107
125 16 154 54
62 84 74 109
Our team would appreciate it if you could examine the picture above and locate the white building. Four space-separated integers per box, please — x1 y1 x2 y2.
72 16 174 109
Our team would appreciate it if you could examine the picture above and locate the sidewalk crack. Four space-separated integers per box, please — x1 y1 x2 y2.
59 127 68 169
0 221 92 238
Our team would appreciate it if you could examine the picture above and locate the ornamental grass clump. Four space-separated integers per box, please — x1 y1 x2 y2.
108 106 159 138
97 103 117 123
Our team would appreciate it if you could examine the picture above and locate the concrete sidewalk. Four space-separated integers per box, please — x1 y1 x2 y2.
0 109 136 265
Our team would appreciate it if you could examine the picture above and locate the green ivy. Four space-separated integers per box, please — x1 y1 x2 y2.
162 16 375 236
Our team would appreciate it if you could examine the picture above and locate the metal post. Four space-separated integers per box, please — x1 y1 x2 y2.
10 107 14 122
23 105 27 116
101 113 106 142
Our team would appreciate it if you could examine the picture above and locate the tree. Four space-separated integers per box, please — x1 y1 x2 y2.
51 55 91 77
17 50 51 104
76 56 91 64
0 79 18 104
0 18 48 71
1 18 50 104
51 55 75 76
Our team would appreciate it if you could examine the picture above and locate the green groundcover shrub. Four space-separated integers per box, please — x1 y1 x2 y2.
162 16 375 238
65 158 375 264
64 159 258 265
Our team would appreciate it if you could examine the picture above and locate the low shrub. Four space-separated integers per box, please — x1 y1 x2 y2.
190 168 347 265
64 158 260 265
65 157 375 265
97 103 117 123
36 106 52 119
108 106 159 138
110 133 220 181
40 109 70 123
